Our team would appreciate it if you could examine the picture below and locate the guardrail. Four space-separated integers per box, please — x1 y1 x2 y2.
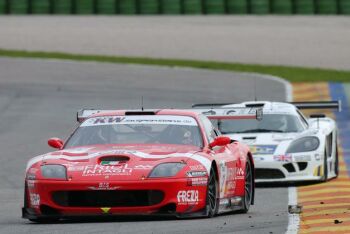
0 0 349 15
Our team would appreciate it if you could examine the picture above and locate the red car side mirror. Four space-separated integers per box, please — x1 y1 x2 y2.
48 138 64 149
209 136 231 148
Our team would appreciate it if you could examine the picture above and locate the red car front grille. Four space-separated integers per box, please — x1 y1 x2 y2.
52 190 164 207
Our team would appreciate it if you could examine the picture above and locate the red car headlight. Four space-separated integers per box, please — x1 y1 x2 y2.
41 165 67 180
148 163 185 178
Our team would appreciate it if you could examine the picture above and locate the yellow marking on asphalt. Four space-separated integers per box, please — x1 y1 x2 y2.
298 188 350 197
294 82 350 234
299 181 350 189
303 203 350 209
301 208 350 217
300 226 350 233
299 195 350 204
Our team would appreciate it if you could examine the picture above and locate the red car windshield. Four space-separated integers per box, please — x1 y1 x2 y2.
65 115 203 148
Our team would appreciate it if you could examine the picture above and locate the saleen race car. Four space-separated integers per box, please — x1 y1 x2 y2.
193 101 340 183
23 109 254 222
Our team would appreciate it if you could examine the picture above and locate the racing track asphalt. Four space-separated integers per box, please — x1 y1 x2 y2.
0 57 288 234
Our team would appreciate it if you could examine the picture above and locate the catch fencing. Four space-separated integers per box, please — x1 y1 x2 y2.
0 0 349 15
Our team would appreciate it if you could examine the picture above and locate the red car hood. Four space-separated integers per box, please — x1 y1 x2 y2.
40 144 204 181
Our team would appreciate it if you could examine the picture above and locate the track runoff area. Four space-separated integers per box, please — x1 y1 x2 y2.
292 82 350 233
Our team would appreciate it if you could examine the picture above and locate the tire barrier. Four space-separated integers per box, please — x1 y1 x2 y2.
0 0 349 15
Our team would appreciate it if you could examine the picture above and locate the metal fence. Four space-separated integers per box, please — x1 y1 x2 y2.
0 0 349 15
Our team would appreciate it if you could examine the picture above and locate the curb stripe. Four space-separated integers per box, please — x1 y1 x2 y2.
295 82 350 233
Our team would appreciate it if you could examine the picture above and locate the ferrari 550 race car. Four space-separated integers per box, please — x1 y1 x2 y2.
193 101 340 183
23 109 254 222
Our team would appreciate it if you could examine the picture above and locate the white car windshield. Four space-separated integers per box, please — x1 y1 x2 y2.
65 115 203 148
216 114 304 134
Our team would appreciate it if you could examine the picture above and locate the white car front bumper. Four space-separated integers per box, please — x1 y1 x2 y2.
253 151 327 183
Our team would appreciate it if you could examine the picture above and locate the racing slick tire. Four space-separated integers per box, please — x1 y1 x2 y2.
321 148 328 182
206 166 219 218
239 157 253 213
335 145 339 178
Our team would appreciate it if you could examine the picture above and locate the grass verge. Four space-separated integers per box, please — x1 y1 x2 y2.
0 48 349 82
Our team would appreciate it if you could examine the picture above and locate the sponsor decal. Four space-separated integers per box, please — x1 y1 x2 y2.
253 156 265 161
134 165 153 170
68 164 153 173
202 110 217 115
230 196 242 206
30 193 40 206
27 180 35 189
219 198 230 206
236 167 245 179
187 171 207 177
250 145 277 155
189 177 208 186
293 155 312 162
82 164 133 176
226 181 236 191
227 167 236 179
26 173 36 180
219 161 227 197
82 116 198 127
274 154 292 162
89 150 135 158
26 168 38 180
189 165 205 171
88 182 119 190
67 166 85 172
242 138 256 144
177 190 199 205
101 207 111 214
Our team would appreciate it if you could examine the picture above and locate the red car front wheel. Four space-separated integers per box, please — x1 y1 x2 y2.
206 167 219 217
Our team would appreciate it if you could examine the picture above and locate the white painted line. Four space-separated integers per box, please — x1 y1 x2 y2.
281 75 299 234
286 187 300 234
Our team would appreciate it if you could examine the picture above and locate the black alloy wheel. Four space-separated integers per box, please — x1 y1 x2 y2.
206 167 218 217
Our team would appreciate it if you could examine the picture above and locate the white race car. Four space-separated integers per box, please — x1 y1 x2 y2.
193 101 340 183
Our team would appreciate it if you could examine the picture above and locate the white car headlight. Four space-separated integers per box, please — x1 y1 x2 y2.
41 165 67 180
286 137 320 154
148 163 185 178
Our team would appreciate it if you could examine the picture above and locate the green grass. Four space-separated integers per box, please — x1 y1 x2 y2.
0 48 349 82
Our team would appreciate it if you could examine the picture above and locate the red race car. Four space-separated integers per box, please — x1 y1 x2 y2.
22 109 255 222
